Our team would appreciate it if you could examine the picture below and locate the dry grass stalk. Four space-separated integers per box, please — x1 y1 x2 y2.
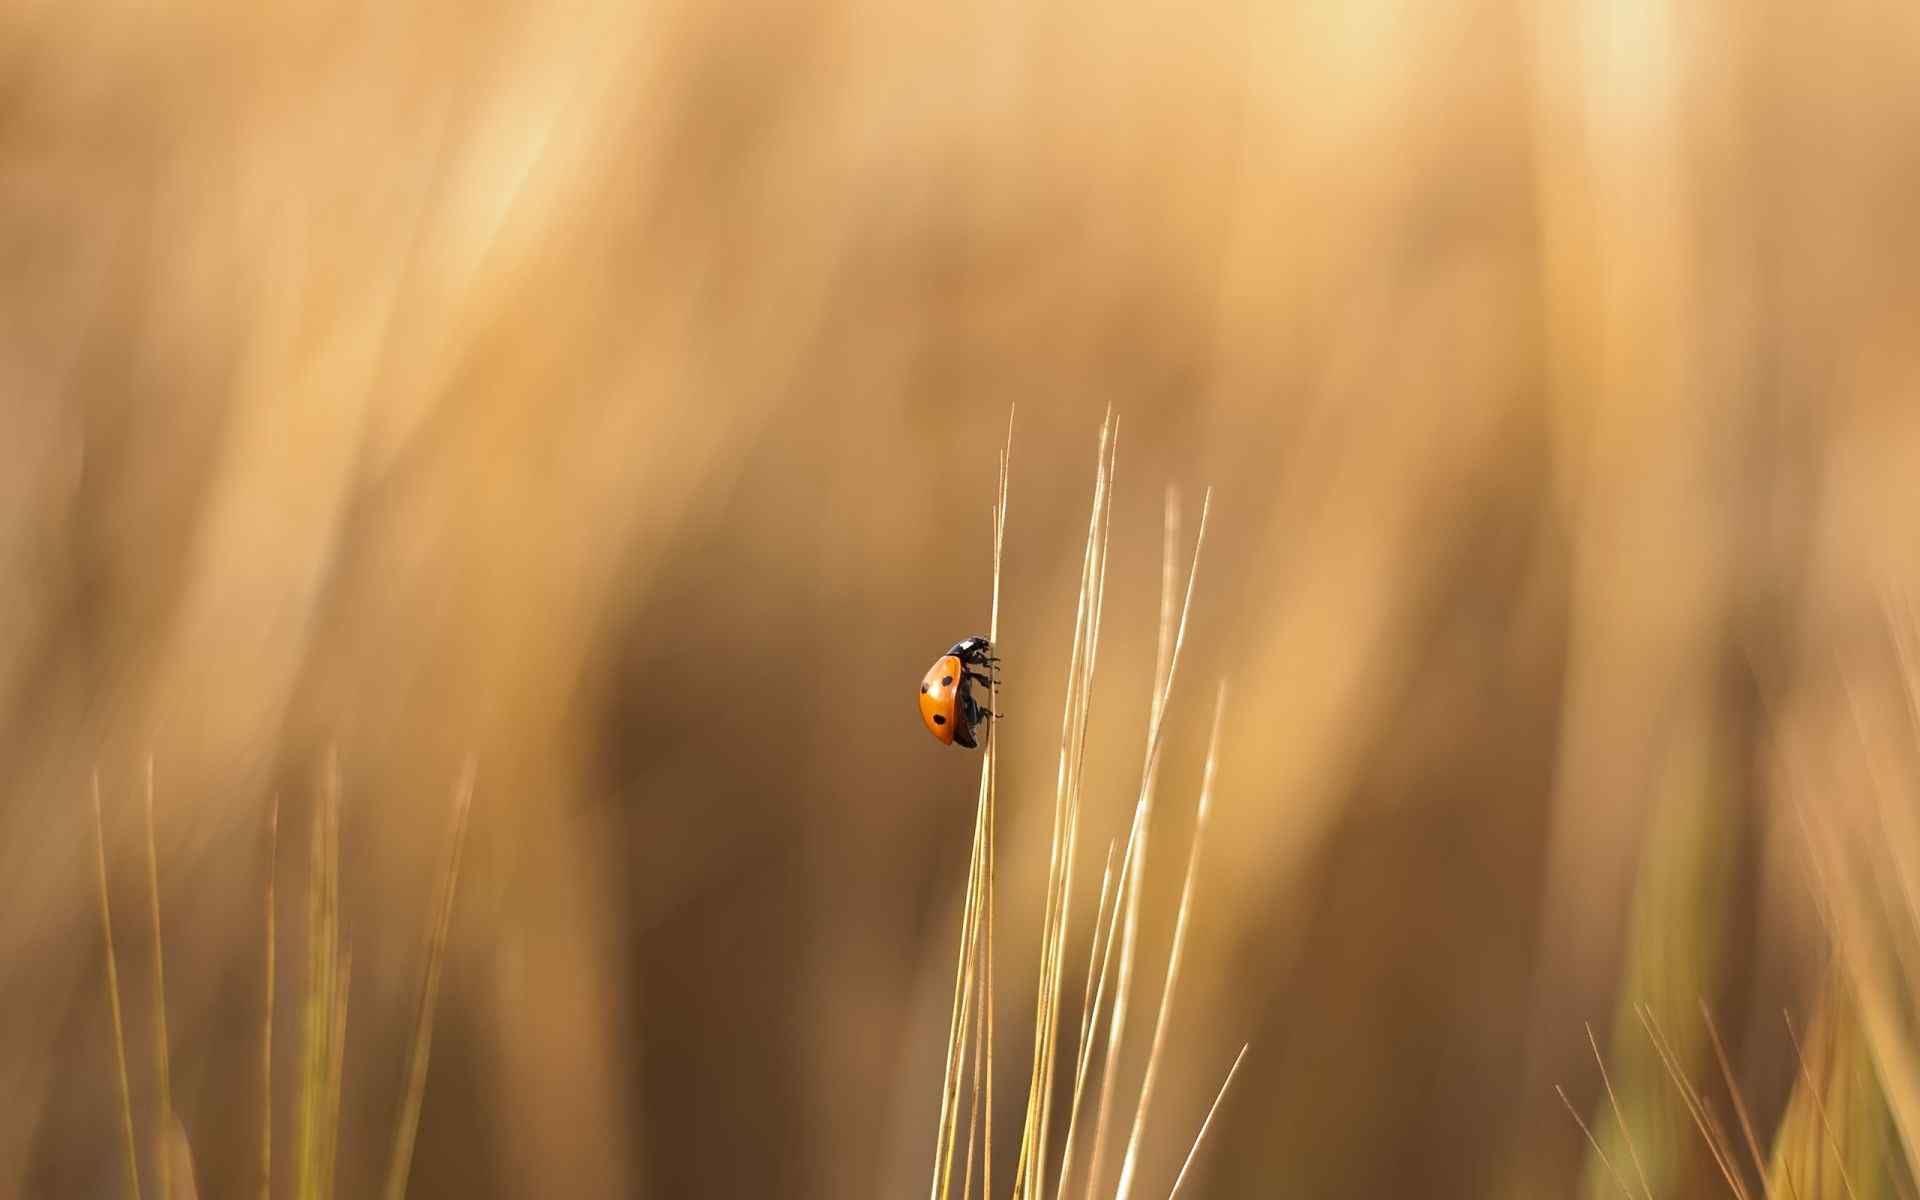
297 753 346 1200
1635 1004 1750 1200
1166 1043 1248 1200
980 427 1010 1200
1782 1010 1861 1200
931 413 1013 1200
932 703 992 1198
959 436 1011 1199
321 944 352 1200
1054 835 1126 1200
1585 1021 1654 1200
931 417 1237 1200
383 758 479 1200
961 907 990 1200
1051 840 1118 1197
1015 415 1117 1200
1083 488 1210 1200
91 753 473 1200
1699 1000 1775 1200
143 757 175 1200
263 794 279 1200
1112 682 1226 1200
942 656 989 1190
936 802 991 1200
93 771 143 1200
931 835 978 1198
1555 1084 1640 1200
1789 727 1920 1192
1055 491 1180 1200
963 412 1018 1200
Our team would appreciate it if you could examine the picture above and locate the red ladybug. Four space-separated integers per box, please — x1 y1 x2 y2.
919 637 998 748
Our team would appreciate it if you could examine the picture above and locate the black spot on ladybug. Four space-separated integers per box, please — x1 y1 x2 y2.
921 684 929 693
933 714 947 725
942 675 954 687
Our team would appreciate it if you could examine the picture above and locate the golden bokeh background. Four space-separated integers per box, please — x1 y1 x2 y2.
4 0 1920 1195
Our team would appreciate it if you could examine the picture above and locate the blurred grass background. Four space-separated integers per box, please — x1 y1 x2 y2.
3 0 1920 1195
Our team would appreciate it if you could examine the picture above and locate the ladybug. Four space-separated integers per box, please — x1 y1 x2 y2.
919 636 998 748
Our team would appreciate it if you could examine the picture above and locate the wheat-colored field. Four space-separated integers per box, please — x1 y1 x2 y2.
4 1 1920 1196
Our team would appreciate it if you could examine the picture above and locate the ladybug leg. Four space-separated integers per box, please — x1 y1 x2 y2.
967 683 998 721
962 687 1002 724
953 691 984 748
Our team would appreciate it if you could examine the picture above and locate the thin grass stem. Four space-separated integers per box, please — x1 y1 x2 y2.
143 757 174 1200
1087 489 1210 1200
1017 413 1114 1200
1556 1084 1639 1200
1113 683 1226 1200
384 760 478 1200
1698 999 1773 1200
321 945 352 1200
1167 1044 1248 1200
932 417 1011 1200
93 772 143 1200
1784 1009 1861 1200
1586 1022 1653 1200
1052 842 1119 1198
263 794 279 1200
1636 1005 1749 1200
985 418 1010 1200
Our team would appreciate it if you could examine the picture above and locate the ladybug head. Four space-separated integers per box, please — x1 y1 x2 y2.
946 636 993 665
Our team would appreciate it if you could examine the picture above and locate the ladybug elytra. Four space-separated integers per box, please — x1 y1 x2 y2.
918 636 998 748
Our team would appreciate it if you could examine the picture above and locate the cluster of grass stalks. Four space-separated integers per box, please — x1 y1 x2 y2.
1563 927 1914 1200
90 755 475 1200
1560 593 1920 1200
930 413 1247 1200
